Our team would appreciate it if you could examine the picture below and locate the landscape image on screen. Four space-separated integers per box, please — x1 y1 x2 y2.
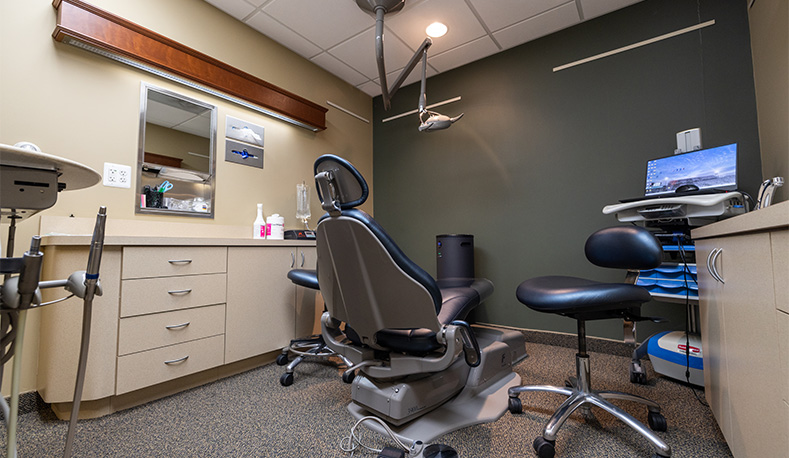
645 143 737 196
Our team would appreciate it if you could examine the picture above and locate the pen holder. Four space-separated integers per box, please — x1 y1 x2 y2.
144 188 165 208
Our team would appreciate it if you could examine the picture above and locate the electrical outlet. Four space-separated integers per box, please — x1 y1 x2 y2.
103 162 132 188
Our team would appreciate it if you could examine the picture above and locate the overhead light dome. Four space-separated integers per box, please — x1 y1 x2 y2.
426 22 448 38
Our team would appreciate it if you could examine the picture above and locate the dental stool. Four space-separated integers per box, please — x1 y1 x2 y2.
276 268 351 386
508 226 671 458
313 154 527 445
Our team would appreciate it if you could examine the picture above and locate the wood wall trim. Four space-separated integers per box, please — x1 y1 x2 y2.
52 0 327 131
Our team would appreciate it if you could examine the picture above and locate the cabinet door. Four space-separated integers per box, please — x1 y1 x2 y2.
225 247 296 363
715 233 786 458
294 247 321 338
696 239 731 438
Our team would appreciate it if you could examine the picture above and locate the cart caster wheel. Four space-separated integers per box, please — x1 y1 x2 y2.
276 353 289 366
280 372 294 386
342 370 355 384
648 411 667 432
508 396 522 414
533 437 556 458
630 362 647 384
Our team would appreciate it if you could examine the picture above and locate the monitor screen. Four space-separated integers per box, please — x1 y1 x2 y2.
645 143 737 196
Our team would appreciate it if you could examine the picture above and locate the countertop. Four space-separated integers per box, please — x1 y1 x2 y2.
692 200 789 239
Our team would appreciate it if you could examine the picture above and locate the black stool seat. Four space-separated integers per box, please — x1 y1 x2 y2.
287 268 319 290
516 275 651 318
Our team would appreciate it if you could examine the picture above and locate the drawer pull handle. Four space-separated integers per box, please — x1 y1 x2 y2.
168 259 193 264
710 248 725 284
168 289 193 295
165 322 191 330
164 355 189 365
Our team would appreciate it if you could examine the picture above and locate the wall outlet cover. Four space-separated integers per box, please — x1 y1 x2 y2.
103 162 132 188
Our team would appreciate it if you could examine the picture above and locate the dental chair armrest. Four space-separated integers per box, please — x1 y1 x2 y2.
450 320 481 367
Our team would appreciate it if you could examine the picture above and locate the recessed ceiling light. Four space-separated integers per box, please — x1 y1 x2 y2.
426 22 448 38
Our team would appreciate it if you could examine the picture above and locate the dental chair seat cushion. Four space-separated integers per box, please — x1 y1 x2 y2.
516 275 651 320
287 269 319 290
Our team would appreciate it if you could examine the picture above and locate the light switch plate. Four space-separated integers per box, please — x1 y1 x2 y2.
103 162 132 188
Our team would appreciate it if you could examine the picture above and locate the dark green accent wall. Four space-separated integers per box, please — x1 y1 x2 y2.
372 0 761 339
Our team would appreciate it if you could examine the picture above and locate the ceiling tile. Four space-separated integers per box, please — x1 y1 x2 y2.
310 53 370 86
179 115 212 138
246 11 322 58
357 80 383 97
427 36 499 72
329 26 416 80
493 2 580 50
204 0 256 21
468 0 568 32
262 0 372 49
384 0 486 55
580 0 641 20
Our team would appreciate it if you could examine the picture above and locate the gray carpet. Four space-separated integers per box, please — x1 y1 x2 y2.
4 337 732 457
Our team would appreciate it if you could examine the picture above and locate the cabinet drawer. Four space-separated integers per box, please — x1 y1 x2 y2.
122 246 227 279
121 273 226 317
116 334 224 395
118 304 226 356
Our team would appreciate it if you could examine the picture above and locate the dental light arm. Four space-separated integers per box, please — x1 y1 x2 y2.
361 0 463 131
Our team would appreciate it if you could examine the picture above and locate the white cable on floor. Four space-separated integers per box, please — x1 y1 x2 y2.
339 416 413 456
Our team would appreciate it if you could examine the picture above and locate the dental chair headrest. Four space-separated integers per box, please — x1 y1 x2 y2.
314 155 369 215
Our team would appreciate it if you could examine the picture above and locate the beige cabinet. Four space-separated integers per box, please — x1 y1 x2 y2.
37 238 316 418
115 246 228 395
693 201 789 458
225 246 318 363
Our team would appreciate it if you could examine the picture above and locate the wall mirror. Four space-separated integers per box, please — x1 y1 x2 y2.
136 83 217 218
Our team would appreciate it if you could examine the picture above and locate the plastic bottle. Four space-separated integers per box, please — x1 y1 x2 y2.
253 204 266 239
266 213 285 240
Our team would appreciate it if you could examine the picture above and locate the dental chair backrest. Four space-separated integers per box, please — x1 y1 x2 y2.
314 155 443 352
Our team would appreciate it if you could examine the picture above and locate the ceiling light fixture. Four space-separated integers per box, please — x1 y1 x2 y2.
355 0 463 132
425 22 447 38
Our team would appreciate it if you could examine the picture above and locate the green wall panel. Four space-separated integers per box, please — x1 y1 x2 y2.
372 0 761 340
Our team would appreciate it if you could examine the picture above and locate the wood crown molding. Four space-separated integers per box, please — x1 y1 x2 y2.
52 0 327 131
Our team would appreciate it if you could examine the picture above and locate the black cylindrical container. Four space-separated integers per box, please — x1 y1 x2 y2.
436 234 475 280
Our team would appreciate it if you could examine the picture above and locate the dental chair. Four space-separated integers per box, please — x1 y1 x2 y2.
508 226 671 458
313 154 527 445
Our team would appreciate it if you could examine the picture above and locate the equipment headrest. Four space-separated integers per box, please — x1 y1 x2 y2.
314 155 369 212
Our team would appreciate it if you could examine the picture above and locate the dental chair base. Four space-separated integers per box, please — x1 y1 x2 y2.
344 326 527 444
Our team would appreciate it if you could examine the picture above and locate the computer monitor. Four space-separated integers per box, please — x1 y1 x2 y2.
645 143 737 196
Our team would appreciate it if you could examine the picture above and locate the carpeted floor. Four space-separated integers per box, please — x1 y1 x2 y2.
4 336 732 457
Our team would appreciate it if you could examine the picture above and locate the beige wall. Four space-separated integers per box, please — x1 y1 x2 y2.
145 123 211 173
749 0 789 203
0 0 373 394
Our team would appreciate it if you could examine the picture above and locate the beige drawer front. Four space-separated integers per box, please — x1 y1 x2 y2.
121 273 226 317
122 246 227 279
116 334 224 395
118 304 226 356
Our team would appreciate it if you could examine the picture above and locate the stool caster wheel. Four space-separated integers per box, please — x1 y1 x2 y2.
280 372 294 386
648 411 667 432
276 353 289 366
508 396 522 414
533 437 555 458
342 370 355 384
630 361 647 384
